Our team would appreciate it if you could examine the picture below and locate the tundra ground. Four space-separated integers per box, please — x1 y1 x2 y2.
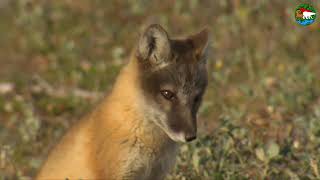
0 1 320 179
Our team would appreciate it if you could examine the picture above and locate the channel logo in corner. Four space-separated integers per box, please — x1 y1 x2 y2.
295 3 316 26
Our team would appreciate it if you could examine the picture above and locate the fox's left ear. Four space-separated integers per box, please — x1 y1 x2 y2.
189 28 210 61
136 24 171 68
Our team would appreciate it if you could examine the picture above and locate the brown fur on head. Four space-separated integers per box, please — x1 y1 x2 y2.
135 24 210 142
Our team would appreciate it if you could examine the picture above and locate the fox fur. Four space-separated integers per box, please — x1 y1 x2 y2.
36 24 209 180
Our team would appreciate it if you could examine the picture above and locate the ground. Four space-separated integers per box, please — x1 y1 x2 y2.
0 0 320 179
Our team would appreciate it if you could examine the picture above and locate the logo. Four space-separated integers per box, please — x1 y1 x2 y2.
295 4 316 26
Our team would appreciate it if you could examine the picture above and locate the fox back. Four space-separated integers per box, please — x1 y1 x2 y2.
36 24 210 180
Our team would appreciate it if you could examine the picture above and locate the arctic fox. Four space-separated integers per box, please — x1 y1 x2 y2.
36 24 210 180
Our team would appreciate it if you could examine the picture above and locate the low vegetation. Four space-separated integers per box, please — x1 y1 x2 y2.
0 1 319 179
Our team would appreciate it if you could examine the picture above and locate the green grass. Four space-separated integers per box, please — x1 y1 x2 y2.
0 0 320 179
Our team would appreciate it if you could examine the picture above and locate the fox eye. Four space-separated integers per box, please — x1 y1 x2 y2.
160 90 176 101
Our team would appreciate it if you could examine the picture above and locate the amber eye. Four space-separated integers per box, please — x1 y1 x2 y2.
160 90 176 101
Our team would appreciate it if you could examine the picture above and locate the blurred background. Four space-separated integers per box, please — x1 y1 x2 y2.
0 0 319 179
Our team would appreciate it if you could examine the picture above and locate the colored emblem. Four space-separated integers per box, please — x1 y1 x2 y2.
295 4 316 26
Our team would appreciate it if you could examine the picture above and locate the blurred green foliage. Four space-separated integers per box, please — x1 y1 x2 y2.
0 0 320 179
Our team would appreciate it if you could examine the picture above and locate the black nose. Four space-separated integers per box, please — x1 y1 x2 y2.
185 134 197 142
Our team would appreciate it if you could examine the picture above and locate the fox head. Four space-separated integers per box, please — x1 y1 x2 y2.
135 24 209 143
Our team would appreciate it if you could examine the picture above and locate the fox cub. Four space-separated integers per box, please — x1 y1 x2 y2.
36 24 209 180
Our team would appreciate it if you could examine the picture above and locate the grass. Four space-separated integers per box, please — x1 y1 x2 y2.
0 0 320 179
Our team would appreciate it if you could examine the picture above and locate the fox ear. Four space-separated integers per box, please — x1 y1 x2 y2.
137 24 171 67
189 28 210 61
